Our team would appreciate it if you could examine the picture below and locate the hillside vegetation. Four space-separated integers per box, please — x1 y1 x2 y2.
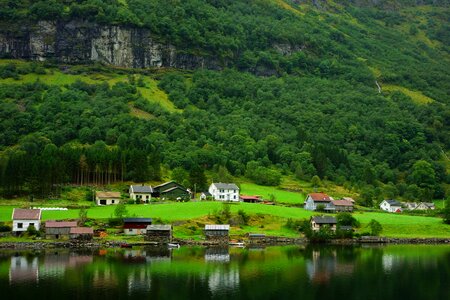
0 0 448 204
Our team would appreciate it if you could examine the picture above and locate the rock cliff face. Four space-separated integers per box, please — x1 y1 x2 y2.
0 21 221 70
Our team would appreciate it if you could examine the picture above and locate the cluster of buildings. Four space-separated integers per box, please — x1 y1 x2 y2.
379 199 435 213
12 208 94 240
304 193 355 212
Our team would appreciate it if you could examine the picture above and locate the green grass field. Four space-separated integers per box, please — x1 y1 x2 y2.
240 183 305 204
0 202 449 238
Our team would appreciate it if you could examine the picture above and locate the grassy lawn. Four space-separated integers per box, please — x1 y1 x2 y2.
1 202 448 238
240 183 305 204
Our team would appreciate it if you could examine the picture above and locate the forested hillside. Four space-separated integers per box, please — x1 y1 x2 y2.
0 0 448 204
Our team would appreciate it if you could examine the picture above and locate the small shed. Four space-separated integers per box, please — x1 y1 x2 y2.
205 224 230 244
248 233 266 244
310 216 337 232
96 191 121 205
123 218 153 235
12 208 41 234
240 195 262 203
70 227 94 240
45 221 78 239
145 225 172 243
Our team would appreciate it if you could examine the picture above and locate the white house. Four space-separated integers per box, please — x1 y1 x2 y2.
304 193 333 211
12 208 41 233
96 191 121 205
208 183 240 202
380 200 402 213
129 185 153 203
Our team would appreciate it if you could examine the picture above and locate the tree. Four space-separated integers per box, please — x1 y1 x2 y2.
336 212 360 227
311 175 321 190
443 199 450 225
78 207 88 226
367 219 383 236
114 203 128 219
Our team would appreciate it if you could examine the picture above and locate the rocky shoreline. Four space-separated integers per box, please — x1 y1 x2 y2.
0 236 448 250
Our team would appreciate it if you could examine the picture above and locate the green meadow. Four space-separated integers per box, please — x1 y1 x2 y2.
0 202 448 238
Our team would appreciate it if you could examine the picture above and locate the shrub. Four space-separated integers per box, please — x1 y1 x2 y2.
0 223 11 232
367 219 383 236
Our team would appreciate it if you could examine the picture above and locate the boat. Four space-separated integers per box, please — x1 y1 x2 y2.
229 242 245 247
120 243 132 248
168 243 180 249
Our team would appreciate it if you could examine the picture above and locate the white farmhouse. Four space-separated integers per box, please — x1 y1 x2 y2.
380 200 402 213
96 191 121 205
129 185 153 203
12 208 41 234
208 183 240 202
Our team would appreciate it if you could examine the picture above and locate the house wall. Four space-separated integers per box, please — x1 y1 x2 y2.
205 230 229 244
145 231 172 243
13 220 41 232
124 228 147 235
46 227 72 239
209 185 239 201
311 221 336 232
96 197 120 205
130 192 151 202
161 189 190 200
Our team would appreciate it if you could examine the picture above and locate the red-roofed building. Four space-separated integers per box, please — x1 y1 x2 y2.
240 195 262 203
12 209 41 234
304 193 333 211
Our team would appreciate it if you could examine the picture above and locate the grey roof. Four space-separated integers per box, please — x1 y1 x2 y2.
385 199 402 206
212 183 239 190
205 224 230 230
123 218 152 223
146 225 172 231
130 185 153 193
311 216 337 224
153 181 176 189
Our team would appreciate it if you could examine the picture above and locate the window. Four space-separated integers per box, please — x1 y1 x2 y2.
234 195 236 199
220 189 224 193
18 223 23 229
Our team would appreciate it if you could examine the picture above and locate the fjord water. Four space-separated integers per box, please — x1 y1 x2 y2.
0 245 448 299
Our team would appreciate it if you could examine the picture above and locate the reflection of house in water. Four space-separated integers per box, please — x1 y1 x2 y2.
122 247 172 264
204 247 230 263
9 256 39 284
306 249 355 284
40 252 93 278
127 269 152 294
93 265 119 288
208 267 240 295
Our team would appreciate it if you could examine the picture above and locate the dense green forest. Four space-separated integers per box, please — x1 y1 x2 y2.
0 0 449 204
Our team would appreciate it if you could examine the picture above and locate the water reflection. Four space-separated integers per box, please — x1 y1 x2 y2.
1 245 449 300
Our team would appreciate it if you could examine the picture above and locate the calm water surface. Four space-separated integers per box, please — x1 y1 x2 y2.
0 244 449 300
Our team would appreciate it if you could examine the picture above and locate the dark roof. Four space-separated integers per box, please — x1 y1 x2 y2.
130 185 153 193
161 186 188 193
12 209 41 220
70 227 94 234
123 218 152 223
45 221 77 228
385 200 402 206
211 183 239 190
153 181 176 189
308 193 331 202
311 216 337 224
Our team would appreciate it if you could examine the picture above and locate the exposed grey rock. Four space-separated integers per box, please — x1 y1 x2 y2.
0 20 220 70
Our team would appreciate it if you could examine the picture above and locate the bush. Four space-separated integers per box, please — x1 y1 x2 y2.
238 209 250 225
367 219 383 236
26 224 39 237
336 212 360 228
0 223 11 232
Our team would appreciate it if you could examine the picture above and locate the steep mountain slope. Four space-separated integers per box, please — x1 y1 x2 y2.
0 0 448 201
